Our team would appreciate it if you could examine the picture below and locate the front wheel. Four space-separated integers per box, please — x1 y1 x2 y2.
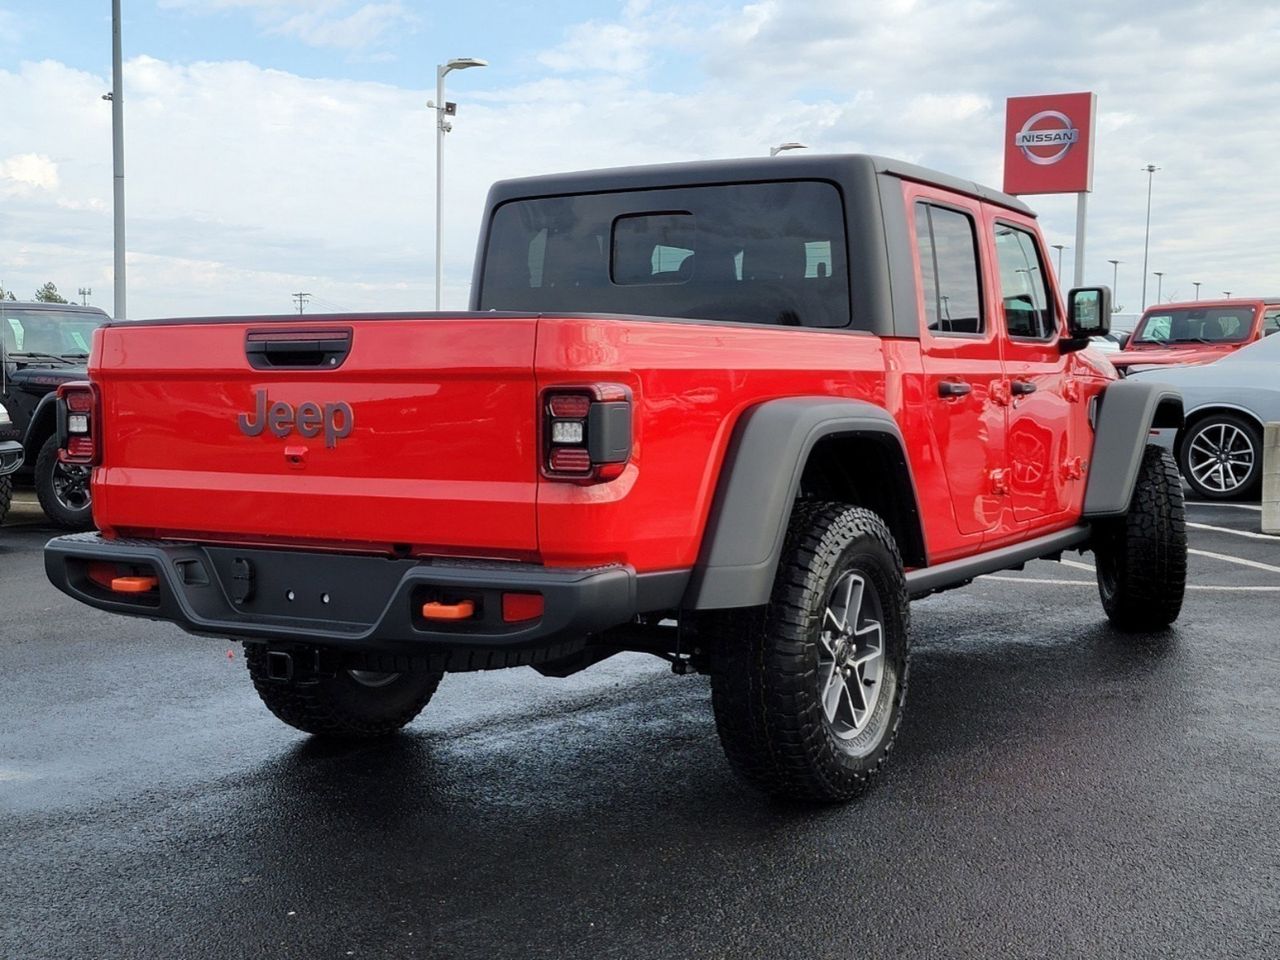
34 435 94 530
246 644 443 738
705 502 911 802
1094 445 1187 631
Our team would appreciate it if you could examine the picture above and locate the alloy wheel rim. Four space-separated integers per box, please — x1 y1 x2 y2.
818 571 886 740
1187 423 1254 494
52 462 91 511
348 670 400 688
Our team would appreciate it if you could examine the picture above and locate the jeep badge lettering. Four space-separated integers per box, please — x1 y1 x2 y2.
238 389 353 448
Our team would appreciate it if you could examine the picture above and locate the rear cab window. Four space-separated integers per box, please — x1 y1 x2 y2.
479 181 852 329
1133 306 1257 345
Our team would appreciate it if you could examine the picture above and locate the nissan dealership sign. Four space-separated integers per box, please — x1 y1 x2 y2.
1003 92 1095 194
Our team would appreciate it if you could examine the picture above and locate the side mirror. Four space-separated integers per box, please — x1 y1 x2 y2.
1067 286 1111 338
1061 286 1111 353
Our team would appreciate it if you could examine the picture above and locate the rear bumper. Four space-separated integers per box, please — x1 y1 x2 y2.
45 533 685 653
0 440 22 476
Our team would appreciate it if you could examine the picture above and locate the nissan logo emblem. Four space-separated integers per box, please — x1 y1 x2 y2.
1013 110 1079 166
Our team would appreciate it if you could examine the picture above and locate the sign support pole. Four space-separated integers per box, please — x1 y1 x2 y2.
1073 191 1087 288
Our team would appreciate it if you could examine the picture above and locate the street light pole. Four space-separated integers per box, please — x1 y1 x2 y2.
431 57 487 311
111 0 126 320
1107 259 1121 310
1139 164 1159 310
769 142 807 157
1052 244 1067 278
1193 281 1201 301
1153 271 1164 303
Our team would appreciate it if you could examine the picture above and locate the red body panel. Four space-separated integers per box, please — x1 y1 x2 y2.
90 317 540 558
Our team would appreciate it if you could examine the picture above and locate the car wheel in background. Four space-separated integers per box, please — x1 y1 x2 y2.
1094 445 1187 631
1178 413 1263 501
34 435 94 530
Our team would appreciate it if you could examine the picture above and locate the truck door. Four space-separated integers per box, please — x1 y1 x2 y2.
907 186 1006 545
983 209 1080 529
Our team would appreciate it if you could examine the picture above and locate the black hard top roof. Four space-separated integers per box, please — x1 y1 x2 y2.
0 301 110 316
485 153 1034 216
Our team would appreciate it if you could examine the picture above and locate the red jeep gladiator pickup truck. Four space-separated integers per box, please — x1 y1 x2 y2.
45 155 1188 801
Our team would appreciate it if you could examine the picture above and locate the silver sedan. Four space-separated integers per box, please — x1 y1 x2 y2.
1130 332 1279 501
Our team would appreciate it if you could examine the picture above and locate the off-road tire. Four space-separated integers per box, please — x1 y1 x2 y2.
705 502 910 802
0 475 11 526
34 435 94 530
245 644 443 738
1178 412 1263 501
1094 445 1187 631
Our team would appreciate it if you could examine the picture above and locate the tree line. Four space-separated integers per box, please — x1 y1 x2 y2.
0 282 73 303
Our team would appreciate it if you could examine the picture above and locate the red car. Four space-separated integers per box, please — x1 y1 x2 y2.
45 155 1187 801
1111 298 1280 373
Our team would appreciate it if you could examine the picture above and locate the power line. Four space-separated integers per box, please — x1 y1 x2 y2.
292 292 311 315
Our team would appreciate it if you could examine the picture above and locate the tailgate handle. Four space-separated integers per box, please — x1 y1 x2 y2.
245 328 352 369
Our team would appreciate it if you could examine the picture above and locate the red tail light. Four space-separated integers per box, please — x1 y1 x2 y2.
541 383 632 484
57 382 100 466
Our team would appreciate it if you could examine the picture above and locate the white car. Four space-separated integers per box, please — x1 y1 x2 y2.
1130 333 1280 500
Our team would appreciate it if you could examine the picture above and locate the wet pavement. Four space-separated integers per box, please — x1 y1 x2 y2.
2 494 1278 959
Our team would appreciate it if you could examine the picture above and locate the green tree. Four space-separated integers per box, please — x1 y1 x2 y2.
34 282 68 303
0 282 16 300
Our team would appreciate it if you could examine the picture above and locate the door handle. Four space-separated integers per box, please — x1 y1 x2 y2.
1011 380 1037 396
937 381 972 398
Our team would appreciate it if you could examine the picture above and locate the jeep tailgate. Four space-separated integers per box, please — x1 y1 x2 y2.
90 315 540 557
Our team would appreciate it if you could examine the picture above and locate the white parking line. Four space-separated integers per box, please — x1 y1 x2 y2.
1060 558 1095 572
981 575 1280 592
1187 522 1280 542
1187 501 1262 513
1187 547 1280 574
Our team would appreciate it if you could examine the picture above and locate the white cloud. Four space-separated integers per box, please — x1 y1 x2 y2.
2 1 1280 317
0 154 60 192
157 0 413 51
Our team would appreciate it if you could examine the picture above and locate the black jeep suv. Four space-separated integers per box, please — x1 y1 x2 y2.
0 302 109 528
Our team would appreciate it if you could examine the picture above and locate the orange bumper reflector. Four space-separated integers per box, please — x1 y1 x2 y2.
502 592 544 623
111 576 158 594
421 599 475 621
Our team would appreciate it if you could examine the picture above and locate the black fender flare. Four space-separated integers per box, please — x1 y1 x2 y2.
1082 379 1183 518
22 392 58 457
684 397 922 610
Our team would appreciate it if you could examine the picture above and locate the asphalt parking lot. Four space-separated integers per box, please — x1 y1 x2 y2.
2 493 1278 960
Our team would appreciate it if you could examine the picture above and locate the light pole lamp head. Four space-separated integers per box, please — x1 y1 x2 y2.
441 57 488 77
770 142 807 157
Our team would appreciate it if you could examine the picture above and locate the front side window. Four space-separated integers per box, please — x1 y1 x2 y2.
480 180 851 328
914 203 983 335
994 224 1055 340
1133 306 1257 345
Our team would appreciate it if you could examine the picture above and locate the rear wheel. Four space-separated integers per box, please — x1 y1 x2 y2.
1094 445 1187 631
34 435 94 530
1178 412 1262 501
245 644 443 738
705 502 910 802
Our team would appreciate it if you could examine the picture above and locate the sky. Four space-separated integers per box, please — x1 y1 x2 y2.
0 0 1277 318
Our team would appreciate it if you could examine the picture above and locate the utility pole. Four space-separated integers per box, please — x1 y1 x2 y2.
1153 271 1164 303
1224 290 1232 299
1193 281 1202 301
292 292 311 314
430 57 487 311
102 0 127 319
1052 244 1067 278
78 287 92 306
1139 164 1159 309
1107 259 1121 312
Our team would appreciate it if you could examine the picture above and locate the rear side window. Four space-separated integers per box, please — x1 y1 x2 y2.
994 224 1055 340
480 181 851 328
1263 308 1280 336
914 203 983 335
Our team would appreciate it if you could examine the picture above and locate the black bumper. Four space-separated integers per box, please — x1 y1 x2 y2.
44 533 660 653
0 440 22 476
